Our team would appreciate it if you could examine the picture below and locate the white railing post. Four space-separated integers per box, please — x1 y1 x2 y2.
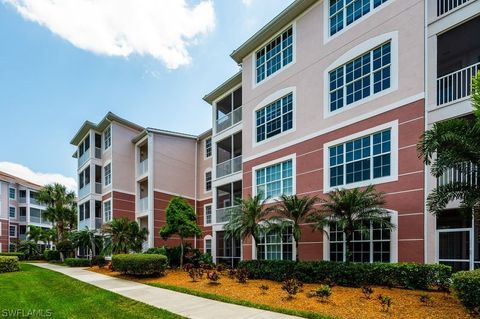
437 62 480 106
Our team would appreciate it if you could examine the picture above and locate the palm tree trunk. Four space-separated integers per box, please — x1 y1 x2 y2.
345 231 353 263
180 238 184 269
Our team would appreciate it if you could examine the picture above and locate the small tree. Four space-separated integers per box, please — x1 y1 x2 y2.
72 228 102 258
159 197 202 268
102 218 148 255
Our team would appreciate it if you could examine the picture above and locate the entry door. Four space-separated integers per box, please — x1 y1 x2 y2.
437 229 472 272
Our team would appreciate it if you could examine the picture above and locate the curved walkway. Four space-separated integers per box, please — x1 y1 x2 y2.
33 263 300 319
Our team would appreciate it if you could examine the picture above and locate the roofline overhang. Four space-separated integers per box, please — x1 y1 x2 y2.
203 71 242 105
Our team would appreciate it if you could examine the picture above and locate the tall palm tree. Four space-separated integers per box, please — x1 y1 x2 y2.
418 73 480 215
310 185 394 263
72 228 102 258
224 195 274 259
272 195 319 261
102 218 148 255
27 225 43 244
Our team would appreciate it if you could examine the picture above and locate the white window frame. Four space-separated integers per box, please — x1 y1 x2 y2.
323 210 398 263
252 224 297 261
9 225 17 237
204 169 212 193
204 235 213 255
104 125 112 151
252 154 296 203
323 0 394 43
104 162 112 187
9 187 16 200
323 32 398 119
204 204 212 226
204 138 212 159
323 120 398 193
103 199 112 223
9 206 16 219
251 23 296 89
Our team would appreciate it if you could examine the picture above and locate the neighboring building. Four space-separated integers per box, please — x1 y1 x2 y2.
425 0 480 271
0 171 52 252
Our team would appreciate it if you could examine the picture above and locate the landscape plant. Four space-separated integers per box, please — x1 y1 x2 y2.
64 257 91 267
314 285 332 303
452 269 480 311
281 278 302 300
207 271 220 285
259 284 269 294
112 254 167 277
378 295 393 313
235 267 248 284
0 256 19 273
361 286 374 299
16 240 40 260
102 218 148 255
71 228 102 258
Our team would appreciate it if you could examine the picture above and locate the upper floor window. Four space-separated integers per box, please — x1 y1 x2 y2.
205 138 212 158
329 42 391 113
204 204 212 226
9 206 16 218
329 129 391 188
9 187 15 199
78 135 90 157
9 225 16 237
256 27 293 84
104 126 112 150
79 202 90 222
205 171 212 192
256 93 293 143
104 163 112 186
104 200 112 222
257 226 294 260
78 166 90 189
256 159 293 200
329 0 389 36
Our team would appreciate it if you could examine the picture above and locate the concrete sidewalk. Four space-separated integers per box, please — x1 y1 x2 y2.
32 263 300 319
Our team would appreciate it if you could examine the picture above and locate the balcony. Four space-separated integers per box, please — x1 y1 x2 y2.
78 184 90 199
216 206 238 224
19 234 27 241
30 215 50 225
78 150 89 168
138 160 148 177
216 107 242 133
18 197 26 204
78 218 90 230
437 0 471 16
95 147 102 159
95 218 103 229
216 156 242 179
19 215 26 222
138 197 148 213
437 163 479 187
437 62 480 106
95 182 102 194
30 197 41 206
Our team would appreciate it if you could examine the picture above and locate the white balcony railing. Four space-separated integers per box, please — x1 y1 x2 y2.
95 182 102 194
78 150 89 167
18 197 26 204
78 219 90 230
78 184 90 199
138 160 148 177
30 214 50 225
95 218 103 229
215 206 238 224
216 107 242 133
437 163 479 187
95 147 102 159
19 215 27 222
437 62 480 106
29 197 41 206
437 0 471 16
138 197 148 213
216 155 243 179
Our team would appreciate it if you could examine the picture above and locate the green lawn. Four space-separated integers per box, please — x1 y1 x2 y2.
0 264 183 319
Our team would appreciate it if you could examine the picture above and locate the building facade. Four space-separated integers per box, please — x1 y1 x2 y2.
0 171 52 252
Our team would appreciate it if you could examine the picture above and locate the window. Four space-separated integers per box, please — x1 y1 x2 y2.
9 207 16 218
256 159 293 200
104 126 111 150
329 42 391 112
256 93 293 143
205 138 212 158
9 225 16 237
256 27 293 83
78 135 90 157
104 163 112 186
329 129 391 187
329 0 388 36
205 171 212 192
104 200 112 222
257 227 293 260
79 166 90 189
205 238 212 255
9 187 15 199
204 204 212 225
79 202 90 222
19 190 26 199
329 218 391 263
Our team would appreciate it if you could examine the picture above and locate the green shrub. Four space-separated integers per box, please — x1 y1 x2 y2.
43 250 61 262
238 260 451 290
64 258 91 267
0 256 20 273
164 245 212 268
112 254 167 276
145 247 167 255
452 269 480 310
91 256 107 268
0 252 25 261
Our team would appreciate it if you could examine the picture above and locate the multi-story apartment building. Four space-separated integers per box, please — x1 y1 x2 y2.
71 0 480 270
425 0 480 271
0 171 52 252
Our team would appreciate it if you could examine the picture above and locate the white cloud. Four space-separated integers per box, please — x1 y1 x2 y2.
3 0 215 69
242 0 254 5
0 162 77 192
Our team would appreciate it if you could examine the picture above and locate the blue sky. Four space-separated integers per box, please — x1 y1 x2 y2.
0 0 293 188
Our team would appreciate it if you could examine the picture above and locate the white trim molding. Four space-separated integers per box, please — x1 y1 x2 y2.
204 203 213 227
204 235 213 254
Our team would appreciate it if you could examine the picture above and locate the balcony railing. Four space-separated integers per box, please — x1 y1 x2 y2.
78 150 90 167
19 234 27 241
95 218 103 229
19 215 27 222
95 147 102 159
95 182 102 194
29 197 41 206
215 206 238 224
216 107 242 133
437 0 471 16
18 197 26 204
138 160 148 177
437 62 480 106
30 215 50 225
437 163 479 187
216 155 243 178
138 197 148 213
78 219 90 230
78 184 90 199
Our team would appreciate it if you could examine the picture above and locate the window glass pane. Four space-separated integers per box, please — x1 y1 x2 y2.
256 160 293 200
256 93 294 142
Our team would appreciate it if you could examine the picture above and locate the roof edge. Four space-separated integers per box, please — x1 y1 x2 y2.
203 71 242 105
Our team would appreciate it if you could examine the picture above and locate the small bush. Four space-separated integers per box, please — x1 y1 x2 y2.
314 285 332 303
281 278 302 300
207 271 220 284
0 256 20 273
378 295 393 312
227 268 237 279
419 292 433 306
64 258 91 267
259 284 269 294
145 247 167 256
0 252 25 261
452 269 480 310
91 256 107 268
112 254 167 277
361 286 374 299
184 264 204 282
236 268 248 284
43 250 60 262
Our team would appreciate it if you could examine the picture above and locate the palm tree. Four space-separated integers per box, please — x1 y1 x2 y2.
310 185 394 263
17 240 40 259
41 228 56 249
272 195 319 261
418 73 480 215
102 218 148 255
224 195 274 259
72 228 102 258
27 225 44 244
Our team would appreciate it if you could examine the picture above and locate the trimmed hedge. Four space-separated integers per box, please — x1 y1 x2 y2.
452 269 480 310
0 256 20 273
64 258 91 267
91 256 107 268
238 260 451 290
43 249 61 262
112 254 167 276
0 252 25 261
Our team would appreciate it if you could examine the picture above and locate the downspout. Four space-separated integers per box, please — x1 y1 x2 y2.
423 0 429 264
194 138 198 249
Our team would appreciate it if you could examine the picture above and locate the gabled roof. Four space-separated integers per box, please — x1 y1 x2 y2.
203 71 242 105
70 112 144 146
131 127 200 144
230 0 318 63
0 170 43 190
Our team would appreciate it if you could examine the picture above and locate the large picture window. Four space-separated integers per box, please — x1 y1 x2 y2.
257 227 293 261
256 93 293 142
256 159 293 200
255 27 293 83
